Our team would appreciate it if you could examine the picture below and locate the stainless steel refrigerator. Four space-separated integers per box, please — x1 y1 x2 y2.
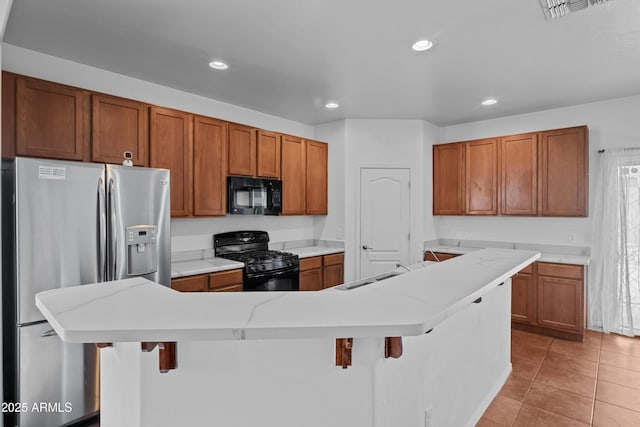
2 157 170 427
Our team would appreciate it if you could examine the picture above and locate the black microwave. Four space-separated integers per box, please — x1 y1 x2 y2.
227 176 282 215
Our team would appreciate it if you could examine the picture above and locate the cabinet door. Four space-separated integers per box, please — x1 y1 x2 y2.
150 107 193 217
16 77 88 161
433 143 464 215
511 272 536 324
300 268 323 291
257 130 281 178
305 140 328 215
465 138 498 215
193 116 227 216
172 275 208 292
540 126 588 217
537 275 583 332
500 133 538 215
281 134 306 215
323 264 343 289
228 123 256 176
92 94 148 166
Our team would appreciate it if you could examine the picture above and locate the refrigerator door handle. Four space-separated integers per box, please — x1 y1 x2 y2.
40 328 58 338
108 178 117 281
97 176 106 282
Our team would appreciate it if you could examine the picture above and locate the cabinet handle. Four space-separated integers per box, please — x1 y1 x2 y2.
473 297 482 304
362 245 371 250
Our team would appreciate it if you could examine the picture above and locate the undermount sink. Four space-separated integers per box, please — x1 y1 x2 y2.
373 271 402 281
335 271 404 291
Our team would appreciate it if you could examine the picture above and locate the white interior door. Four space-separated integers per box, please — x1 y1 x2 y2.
360 168 411 278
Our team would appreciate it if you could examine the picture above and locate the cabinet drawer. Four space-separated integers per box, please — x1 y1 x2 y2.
323 252 344 266
300 256 322 271
212 283 243 292
172 274 208 292
209 269 243 289
537 262 583 280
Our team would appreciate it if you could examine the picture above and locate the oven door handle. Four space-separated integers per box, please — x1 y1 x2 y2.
246 268 299 279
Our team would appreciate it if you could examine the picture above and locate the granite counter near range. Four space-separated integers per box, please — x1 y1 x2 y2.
170 242 344 278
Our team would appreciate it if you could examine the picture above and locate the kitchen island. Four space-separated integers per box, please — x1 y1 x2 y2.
36 248 539 427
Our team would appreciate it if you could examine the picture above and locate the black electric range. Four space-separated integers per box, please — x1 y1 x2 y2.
213 231 299 291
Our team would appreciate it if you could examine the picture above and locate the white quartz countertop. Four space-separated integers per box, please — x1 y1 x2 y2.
425 245 589 266
171 257 244 278
286 246 344 258
36 248 539 344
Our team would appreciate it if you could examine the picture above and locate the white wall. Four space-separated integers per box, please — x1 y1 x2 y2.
343 119 425 281
436 94 640 248
313 120 346 242
2 44 317 251
422 120 439 242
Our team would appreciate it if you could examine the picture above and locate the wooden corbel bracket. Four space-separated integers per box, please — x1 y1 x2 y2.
335 338 353 369
384 337 403 359
96 342 113 348
141 341 177 373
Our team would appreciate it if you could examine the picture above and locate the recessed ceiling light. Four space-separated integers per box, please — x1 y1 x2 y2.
208 60 228 70
325 102 339 109
482 98 498 106
411 39 434 52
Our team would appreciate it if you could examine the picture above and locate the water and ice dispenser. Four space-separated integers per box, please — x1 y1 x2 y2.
126 225 158 275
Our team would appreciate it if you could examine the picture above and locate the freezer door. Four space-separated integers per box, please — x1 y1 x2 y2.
15 158 106 324
18 322 99 426
106 165 171 286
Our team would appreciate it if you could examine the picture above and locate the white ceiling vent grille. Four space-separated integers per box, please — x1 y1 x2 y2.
539 0 615 20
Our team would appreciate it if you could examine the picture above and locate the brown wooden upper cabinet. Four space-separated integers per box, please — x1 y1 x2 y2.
227 125 282 179
14 75 89 161
227 123 257 176
540 126 588 217
433 125 588 217
91 94 148 166
465 138 498 215
305 139 328 215
500 133 538 215
149 107 193 217
433 142 464 215
257 130 281 179
281 134 306 215
193 116 228 216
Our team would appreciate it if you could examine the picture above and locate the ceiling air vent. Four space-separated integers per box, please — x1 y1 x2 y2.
539 0 615 20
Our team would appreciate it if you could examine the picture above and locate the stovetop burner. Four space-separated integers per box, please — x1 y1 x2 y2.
213 231 299 277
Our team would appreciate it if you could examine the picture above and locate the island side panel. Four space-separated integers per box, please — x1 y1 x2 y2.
372 278 512 427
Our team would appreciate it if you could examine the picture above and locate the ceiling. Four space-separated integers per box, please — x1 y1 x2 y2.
4 0 640 126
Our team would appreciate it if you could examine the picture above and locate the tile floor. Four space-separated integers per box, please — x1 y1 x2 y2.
477 329 640 426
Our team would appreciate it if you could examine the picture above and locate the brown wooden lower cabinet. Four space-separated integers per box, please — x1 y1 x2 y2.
511 261 585 341
171 274 208 292
299 256 323 291
299 253 345 291
511 264 536 324
323 253 344 289
423 252 459 262
171 269 243 292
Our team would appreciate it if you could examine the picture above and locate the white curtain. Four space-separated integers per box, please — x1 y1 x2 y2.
589 148 640 336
